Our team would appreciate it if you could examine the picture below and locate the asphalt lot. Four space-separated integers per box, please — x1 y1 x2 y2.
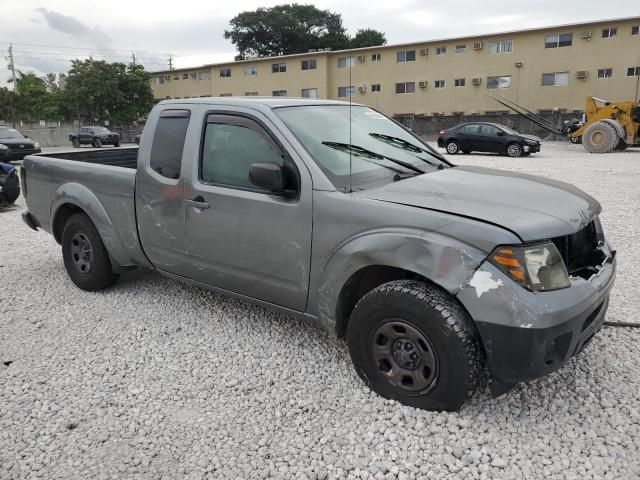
1 142 639 479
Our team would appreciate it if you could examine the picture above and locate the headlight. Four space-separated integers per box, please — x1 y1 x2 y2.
34 142 40 149
488 242 570 291
0 144 7 151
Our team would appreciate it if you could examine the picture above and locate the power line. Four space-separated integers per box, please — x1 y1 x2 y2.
13 50 170 59
0 41 172 57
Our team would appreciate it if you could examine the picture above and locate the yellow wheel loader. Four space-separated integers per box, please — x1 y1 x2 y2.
490 94 640 154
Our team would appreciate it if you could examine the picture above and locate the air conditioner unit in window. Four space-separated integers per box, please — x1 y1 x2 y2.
473 41 483 50
580 29 592 39
472 77 482 85
164 75 171 80
358 85 367 93
418 81 428 88
420 48 429 56
190 72 197 78
357 55 366 63
576 70 589 79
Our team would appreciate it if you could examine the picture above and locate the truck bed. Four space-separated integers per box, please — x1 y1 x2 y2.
21 147 148 269
39 147 138 169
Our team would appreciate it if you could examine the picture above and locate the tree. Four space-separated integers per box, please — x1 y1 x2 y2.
350 29 387 49
224 4 384 59
62 59 154 124
14 73 51 121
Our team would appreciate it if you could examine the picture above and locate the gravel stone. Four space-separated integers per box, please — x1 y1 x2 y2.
0 143 639 479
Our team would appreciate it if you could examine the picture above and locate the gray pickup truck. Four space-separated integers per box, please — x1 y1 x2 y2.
21 98 616 411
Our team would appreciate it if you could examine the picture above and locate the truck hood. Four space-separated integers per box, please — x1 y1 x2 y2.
354 165 600 241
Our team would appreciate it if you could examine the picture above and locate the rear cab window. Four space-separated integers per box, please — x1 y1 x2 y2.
150 109 191 179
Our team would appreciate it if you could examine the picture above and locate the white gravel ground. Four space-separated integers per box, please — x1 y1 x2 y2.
1 142 639 479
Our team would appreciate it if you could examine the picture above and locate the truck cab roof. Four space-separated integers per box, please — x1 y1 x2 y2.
158 97 362 110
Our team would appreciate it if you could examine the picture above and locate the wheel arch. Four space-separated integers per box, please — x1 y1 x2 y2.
50 183 132 268
311 229 490 337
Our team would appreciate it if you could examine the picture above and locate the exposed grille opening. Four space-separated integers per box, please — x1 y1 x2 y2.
551 220 607 280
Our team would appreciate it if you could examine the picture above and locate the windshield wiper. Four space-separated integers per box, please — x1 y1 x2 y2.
321 141 425 175
368 133 449 168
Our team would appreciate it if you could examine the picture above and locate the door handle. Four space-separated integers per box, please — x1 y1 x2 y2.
186 196 210 210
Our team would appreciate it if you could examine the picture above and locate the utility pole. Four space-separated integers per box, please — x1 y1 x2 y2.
168 55 173 70
131 51 136 66
8 43 17 94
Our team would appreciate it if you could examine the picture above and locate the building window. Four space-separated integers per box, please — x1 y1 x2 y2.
395 82 415 94
434 80 445 88
301 88 318 98
597 68 613 78
627 66 640 76
545 33 573 48
272 63 286 73
198 71 210 80
372 53 381 62
301 59 317 70
602 27 617 38
337 57 355 68
436 46 447 55
245 91 259 96
154 76 165 85
488 40 512 54
182 73 189 80
633 26 639 35
486 75 512 89
220 68 231 78
541 72 569 86
371 84 381 92
272 90 287 96
173 75 180 80
244 65 257 76
337 86 355 97
454 78 466 87
455 44 466 53
219 93 232 97
396 50 416 63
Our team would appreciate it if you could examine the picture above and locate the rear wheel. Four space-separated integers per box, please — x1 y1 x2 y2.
506 143 522 158
92 138 102 148
62 213 119 291
347 280 483 411
582 122 619 153
446 140 460 155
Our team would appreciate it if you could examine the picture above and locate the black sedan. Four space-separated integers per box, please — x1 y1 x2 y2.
437 122 541 157
0 127 41 161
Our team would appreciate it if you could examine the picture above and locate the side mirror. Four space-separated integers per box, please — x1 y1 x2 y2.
249 163 286 194
496 131 504 136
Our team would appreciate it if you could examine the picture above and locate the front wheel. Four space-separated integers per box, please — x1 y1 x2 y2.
62 213 119 291
347 280 483 411
72 138 80 148
506 143 523 158
93 138 102 148
445 140 460 155
114 140 121 148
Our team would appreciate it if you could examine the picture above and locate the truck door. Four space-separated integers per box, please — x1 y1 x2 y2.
135 109 190 273
182 112 312 312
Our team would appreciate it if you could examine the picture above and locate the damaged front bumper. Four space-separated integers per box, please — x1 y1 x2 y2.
456 249 616 396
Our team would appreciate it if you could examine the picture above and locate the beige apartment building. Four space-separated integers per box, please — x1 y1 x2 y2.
150 16 640 116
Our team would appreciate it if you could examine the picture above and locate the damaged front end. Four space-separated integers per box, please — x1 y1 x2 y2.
456 216 616 397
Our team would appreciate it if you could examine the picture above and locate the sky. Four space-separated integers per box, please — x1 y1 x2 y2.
1 0 638 87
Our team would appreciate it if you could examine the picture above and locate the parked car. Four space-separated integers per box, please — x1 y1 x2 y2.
438 122 541 157
0 162 20 205
21 98 615 411
69 126 120 148
0 126 41 161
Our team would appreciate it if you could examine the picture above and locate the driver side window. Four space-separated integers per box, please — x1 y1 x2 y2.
201 120 284 189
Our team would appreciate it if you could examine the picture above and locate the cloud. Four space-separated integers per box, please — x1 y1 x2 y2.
36 8 111 48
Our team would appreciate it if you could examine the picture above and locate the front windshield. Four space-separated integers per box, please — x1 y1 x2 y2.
500 125 520 135
0 128 24 139
93 127 109 133
275 105 444 190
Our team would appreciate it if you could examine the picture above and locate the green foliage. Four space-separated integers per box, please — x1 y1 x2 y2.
350 29 387 49
224 4 385 59
0 60 154 124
